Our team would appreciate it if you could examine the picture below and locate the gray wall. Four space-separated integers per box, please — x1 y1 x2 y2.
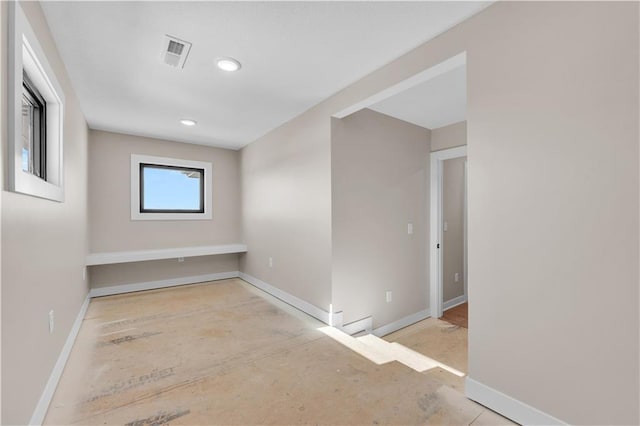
240 2 639 423
431 121 466 152
89 130 241 252
442 157 466 304
1 2 89 423
331 109 430 327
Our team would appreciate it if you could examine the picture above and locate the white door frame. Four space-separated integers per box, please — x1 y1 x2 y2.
430 145 467 318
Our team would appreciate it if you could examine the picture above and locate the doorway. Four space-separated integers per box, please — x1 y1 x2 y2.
430 146 468 323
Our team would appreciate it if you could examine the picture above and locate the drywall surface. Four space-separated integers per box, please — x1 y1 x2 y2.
442 157 466 303
239 109 333 312
464 3 638 424
241 2 639 423
431 121 466 152
331 109 430 327
89 130 241 252
1 2 89 424
90 255 239 288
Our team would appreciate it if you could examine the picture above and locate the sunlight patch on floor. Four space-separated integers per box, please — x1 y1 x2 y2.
318 326 465 377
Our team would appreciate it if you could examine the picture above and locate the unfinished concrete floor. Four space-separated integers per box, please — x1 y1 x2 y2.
44 279 514 425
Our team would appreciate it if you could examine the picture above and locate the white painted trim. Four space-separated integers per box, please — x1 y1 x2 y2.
332 52 466 118
443 294 467 311
238 272 336 325
372 309 431 337
465 377 567 426
340 316 373 335
130 154 213 221
8 2 65 202
29 295 90 426
430 145 467 319
463 159 468 300
86 244 247 266
89 271 239 297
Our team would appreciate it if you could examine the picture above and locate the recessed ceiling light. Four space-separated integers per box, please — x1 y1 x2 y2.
216 57 241 72
180 119 197 126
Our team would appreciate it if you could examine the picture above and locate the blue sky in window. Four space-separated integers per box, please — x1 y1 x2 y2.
22 148 29 171
143 167 201 210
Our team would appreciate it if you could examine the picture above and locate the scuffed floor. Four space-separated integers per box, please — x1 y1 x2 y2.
44 279 514 425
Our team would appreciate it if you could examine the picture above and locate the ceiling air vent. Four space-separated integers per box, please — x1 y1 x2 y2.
161 35 192 68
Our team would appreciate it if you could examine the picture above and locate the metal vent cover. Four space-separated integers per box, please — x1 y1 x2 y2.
162 35 191 68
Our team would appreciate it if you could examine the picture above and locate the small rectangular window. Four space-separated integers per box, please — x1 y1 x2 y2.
139 163 205 213
21 71 46 180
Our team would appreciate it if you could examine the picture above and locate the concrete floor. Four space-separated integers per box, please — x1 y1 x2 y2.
44 279 514 425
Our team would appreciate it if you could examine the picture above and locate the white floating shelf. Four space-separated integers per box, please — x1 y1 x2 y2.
86 244 247 266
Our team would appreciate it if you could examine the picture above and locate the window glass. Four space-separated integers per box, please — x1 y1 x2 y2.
140 164 204 213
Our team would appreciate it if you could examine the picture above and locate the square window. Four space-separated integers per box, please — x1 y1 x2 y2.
131 154 212 221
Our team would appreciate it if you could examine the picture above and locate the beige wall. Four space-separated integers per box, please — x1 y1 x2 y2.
431 121 466 152
466 3 637 424
89 130 241 252
239 111 333 311
90 255 238 289
240 2 639 423
1 2 89 424
331 109 430 327
442 156 466 304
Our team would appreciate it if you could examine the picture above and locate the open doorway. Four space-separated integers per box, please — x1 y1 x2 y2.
327 52 482 417
430 147 468 327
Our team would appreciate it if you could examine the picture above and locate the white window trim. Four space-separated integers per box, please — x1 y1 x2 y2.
8 2 65 202
131 154 213 221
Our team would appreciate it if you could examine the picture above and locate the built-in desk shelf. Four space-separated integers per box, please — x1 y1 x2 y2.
86 244 248 266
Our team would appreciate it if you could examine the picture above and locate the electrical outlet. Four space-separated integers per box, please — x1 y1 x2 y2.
49 310 54 334
386 291 393 303
444 221 448 232
178 257 185 263
454 272 460 282
269 257 273 268
407 223 413 235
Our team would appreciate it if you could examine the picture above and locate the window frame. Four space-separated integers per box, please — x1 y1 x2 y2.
131 154 213 221
22 70 47 180
8 2 65 202
139 163 205 214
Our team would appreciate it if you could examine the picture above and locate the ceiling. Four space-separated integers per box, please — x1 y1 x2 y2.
41 2 488 150
368 64 466 130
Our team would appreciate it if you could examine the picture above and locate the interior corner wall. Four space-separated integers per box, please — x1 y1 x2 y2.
1 2 89 424
431 121 466 152
331 109 430 327
240 2 639 424
88 130 242 289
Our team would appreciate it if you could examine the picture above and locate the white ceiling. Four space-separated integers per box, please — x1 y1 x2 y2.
41 2 488 149
368 64 466 130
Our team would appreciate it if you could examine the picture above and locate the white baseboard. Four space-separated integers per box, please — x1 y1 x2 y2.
443 294 467 311
89 271 239 298
340 316 373 335
29 295 91 426
373 308 431 337
238 272 335 325
465 377 567 425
